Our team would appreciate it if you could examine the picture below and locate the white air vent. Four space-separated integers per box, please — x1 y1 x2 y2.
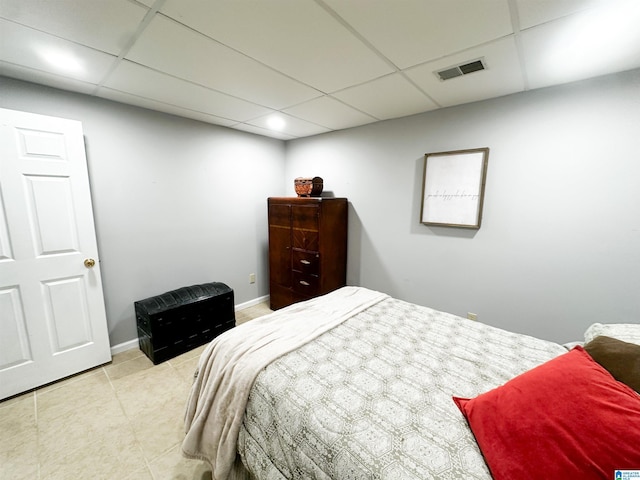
435 58 486 81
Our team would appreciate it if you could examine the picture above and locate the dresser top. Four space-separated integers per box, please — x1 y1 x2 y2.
268 197 347 203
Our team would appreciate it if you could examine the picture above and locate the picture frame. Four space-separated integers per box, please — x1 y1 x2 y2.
420 147 489 229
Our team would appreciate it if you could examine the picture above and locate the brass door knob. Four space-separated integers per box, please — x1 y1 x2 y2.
84 258 96 268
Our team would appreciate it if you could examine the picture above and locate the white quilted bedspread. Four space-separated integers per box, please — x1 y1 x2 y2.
239 295 567 479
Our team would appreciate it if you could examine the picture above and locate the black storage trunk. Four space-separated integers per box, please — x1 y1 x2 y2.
134 282 235 364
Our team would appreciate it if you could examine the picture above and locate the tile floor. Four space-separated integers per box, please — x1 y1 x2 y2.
0 302 273 480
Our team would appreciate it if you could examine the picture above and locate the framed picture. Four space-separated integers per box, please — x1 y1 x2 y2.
420 148 489 229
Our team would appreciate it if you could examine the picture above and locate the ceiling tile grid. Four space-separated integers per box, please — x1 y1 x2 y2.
322 0 514 69
520 1 640 90
245 111 331 138
405 37 525 108
97 86 239 128
125 13 323 110
0 60 98 95
283 96 377 131
159 0 395 92
104 60 274 122
0 18 117 84
0 0 148 55
332 73 439 120
1 0 639 139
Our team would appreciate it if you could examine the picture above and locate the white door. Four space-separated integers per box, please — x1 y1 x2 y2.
0 108 111 400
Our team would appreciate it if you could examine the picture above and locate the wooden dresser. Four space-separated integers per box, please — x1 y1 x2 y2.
268 197 348 310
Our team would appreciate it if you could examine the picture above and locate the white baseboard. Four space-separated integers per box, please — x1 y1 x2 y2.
110 338 139 356
235 294 270 311
109 294 270 356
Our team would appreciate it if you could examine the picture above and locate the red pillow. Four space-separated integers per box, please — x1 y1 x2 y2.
453 347 640 479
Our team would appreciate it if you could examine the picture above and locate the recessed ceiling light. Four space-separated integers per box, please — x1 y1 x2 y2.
267 115 286 131
38 48 84 74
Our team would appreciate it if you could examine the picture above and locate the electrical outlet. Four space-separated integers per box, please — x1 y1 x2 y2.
249 273 256 284
467 312 478 321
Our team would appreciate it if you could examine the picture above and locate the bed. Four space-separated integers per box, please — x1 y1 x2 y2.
182 286 640 480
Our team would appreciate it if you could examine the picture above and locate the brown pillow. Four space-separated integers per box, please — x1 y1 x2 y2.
584 335 640 393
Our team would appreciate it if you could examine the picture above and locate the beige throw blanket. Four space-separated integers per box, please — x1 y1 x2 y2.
182 286 389 480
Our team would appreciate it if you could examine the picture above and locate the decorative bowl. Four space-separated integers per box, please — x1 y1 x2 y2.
294 177 323 197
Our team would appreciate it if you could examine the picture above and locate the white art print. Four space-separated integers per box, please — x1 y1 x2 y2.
420 148 489 229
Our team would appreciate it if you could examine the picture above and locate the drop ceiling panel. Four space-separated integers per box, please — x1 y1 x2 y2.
283 96 376 130
0 61 98 95
521 5 640 90
126 14 322 109
2 1 640 140
333 73 438 120
0 0 149 55
103 60 273 122
97 87 238 127
232 123 296 141
160 0 394 92
406 37 524 107
323 0 513 69
516 0 612 30
0 19 117 84
247 112 331 138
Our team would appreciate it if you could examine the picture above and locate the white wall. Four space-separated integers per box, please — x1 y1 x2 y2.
0 77 286 346
286 68 640 343
3 69 639 347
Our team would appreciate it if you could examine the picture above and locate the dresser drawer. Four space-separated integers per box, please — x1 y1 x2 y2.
292 229 318 251
292 271 320 296
292 250 320 275
291 205 319 230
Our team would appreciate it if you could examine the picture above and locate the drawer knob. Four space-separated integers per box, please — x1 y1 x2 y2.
300 260 311 265
299 280 310 286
